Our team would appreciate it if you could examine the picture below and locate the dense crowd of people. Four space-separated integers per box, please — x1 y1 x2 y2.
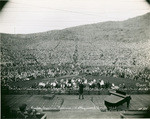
1 62 150 85
1 47 150 92
1 42 150 88
1 64 80 85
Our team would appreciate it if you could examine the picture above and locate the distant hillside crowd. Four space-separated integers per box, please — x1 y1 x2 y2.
1 13 150 86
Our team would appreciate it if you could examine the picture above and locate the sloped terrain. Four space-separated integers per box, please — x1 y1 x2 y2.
1 12 150 67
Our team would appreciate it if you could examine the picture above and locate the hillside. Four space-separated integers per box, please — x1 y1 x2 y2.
1 12 150 67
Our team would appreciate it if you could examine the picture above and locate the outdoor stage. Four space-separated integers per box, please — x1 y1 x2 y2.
2 94 150 118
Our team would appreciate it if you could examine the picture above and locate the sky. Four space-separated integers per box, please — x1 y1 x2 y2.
0 0 149 34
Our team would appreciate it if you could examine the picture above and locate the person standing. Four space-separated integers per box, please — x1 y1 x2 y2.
79 81 84 99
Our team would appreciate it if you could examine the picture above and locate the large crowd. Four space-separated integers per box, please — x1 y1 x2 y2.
1 46 150 92
1 63 80 84
1 63 150 92
1 41 150 87
1 62 150 84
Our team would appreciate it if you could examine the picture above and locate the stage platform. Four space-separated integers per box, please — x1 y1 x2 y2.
45 110 121 119
2 95 150 118
60 96 96 110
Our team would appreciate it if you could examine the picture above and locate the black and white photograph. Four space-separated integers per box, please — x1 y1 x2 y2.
0 0 150 118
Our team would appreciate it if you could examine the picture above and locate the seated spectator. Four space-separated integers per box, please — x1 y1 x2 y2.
100 80 105 88
45 82 51 89
61 81 66 89
73 81 77 88
93 79 96 83
91 82 96 89
111 83 119 90
38 82 45 88
27 108 37 119
67 83 72 88
97 81 100 89
89 81 96 90
56 82 61 89
122 83 126 89
71 78 75 83
88 81 92 90
17 104 27 118
84 79 87 84
105 81 111 89
51 82 56 89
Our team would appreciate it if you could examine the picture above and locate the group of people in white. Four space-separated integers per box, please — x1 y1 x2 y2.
37 78 121 90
